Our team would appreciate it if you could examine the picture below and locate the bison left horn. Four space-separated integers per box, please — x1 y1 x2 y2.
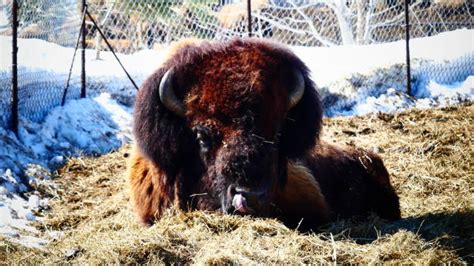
159 68 186 117
288 70 305 110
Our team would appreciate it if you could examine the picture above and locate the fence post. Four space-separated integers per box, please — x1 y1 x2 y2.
404 0 412 96
247 0 252 37
11 0 18 136
81 0 86 98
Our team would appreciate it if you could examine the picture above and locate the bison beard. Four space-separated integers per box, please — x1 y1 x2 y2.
129 38 400 230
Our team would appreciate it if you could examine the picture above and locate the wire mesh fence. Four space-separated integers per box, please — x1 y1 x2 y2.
0 0 82 128
0 0 472 129
83 0 472 51
407 1 473 88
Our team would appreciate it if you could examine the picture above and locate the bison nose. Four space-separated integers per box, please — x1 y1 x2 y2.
227 185 265 214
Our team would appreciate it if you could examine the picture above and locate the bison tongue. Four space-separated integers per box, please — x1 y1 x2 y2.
232 194 249 213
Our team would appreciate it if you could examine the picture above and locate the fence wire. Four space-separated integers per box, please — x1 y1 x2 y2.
0 0 82 127
83 0 472 51
0 0 472 128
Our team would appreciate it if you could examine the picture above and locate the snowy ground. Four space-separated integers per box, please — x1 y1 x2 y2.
0 29 472 247
0 94 132 247
291 28 473 116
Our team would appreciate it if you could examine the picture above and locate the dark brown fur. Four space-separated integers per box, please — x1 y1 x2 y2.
308 142 401 222
277 142 400 230
129 38 400 229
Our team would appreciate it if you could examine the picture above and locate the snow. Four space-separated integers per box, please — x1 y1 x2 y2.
0 5 7 29
353 77 473 116
292 28 473 87
0 36 166 77
428 76 473 98
0 28 473 247
0 94 132 247
290 28 473 116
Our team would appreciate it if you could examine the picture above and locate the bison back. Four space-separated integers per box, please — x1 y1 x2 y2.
306 142 401 221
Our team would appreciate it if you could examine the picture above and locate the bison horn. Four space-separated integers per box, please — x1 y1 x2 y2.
288 70 305 110
159 68 186 117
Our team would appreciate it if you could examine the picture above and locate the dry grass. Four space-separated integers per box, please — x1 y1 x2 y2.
2 103 473 264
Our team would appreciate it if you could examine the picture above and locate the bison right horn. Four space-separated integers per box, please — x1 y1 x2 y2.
288 70 305 110
159 68 186 117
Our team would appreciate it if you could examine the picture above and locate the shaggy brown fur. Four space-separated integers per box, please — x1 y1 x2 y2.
128 146 179 224
276 142 400 230
274 160 331 229
129 38 400 230
308 142 401 222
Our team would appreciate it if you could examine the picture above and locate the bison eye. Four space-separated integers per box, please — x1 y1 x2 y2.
193 126 213 153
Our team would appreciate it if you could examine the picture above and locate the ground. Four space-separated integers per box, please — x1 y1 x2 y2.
1 103 473 264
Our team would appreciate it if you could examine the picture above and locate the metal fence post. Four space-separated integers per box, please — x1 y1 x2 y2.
11 0 18 136
247 0 252 37
81 0 86 98
404 0 412 96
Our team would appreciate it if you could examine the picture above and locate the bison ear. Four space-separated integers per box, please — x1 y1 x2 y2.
133 67 198 178
280 69 323 159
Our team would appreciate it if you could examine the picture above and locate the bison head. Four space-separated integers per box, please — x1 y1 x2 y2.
133 39 322 217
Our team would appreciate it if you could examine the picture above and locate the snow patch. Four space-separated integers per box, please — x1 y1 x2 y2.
0 93 131 247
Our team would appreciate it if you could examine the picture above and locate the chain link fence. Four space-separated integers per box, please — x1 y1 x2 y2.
0 0 82 127
408 1 473 88
0 0 472 129
83 0 472 51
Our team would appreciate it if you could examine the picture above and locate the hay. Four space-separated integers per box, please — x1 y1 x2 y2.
3 103 473 264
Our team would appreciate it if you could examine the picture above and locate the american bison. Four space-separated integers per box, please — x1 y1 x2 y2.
128 38 400 230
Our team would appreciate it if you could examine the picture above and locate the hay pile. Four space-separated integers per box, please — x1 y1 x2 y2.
2 103 473 264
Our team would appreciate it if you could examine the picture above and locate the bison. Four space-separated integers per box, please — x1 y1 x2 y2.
128 38 400 231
